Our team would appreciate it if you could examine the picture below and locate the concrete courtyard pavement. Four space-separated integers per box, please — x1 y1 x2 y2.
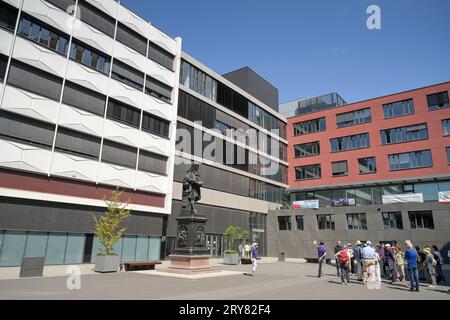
0 262 449 300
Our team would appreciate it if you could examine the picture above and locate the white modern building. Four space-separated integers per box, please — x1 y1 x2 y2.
0 0 182 266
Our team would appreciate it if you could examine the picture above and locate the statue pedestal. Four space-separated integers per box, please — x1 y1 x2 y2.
168 210 213 273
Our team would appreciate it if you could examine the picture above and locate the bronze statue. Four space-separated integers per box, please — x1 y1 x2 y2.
182 164 203 214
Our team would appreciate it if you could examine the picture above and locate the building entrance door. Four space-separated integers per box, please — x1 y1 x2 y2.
206 234 223 257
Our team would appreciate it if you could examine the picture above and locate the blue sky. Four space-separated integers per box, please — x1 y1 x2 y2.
121 0 450 104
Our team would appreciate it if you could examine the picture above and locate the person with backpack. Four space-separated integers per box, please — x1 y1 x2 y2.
335 244 351 285
432 245 446 284
423 246 437 288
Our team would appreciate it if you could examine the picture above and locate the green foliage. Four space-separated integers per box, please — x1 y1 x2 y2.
223 225 249 251
92 188 130 256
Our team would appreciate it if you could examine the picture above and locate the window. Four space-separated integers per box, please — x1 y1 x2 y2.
0 54 7 81
383 99 414 119
0 110 55 148
295 164 321 180
330 133 370 152
69 41 110 74
381 123 428 145
138 149 167 175
294 141 320 158
409 211 434 229
447 147 450 165
295 216 304 231
293 117 326 136
62 81 106 116
336 108 371 128
427 91 449 110
116 22 147 56
55 127 101 159
18 17 69 55
180 60 217 101
0 2 18 31
78 0 115 37
7 60 63 101
382 212 403 230
145 76 172 102
101 139 137 169
142 112 170 138
148 42 175 71
215 120 235 137
106 99 140 128
442 119 450 136
177 90 216 129
45 0 75 11
347 213 367 230
358 156 377 174
278 216 292 231
317 214 335 230
332 160 348 176
388 150 432 170
111 59 144 90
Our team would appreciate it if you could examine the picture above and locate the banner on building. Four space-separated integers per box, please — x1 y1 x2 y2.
292 200 319 209
330 198 356 207
438 191 450 204
382 193 424 204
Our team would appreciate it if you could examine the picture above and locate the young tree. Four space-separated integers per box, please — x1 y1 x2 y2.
92 188 130 256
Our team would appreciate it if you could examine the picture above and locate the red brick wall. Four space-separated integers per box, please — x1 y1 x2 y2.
288 82 450 189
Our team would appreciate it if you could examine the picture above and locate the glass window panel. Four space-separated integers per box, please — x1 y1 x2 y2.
82 47 92 65
39 27 50 46
148 237 161 261
135 236 149 262
19 18 32 37
30 22 40 42
122 236 137 262
0 231 27 266
46 233 67 265
64 234 85 264
414 183 439 202
439 181 450 192
90 235 101 263
24 232 48 257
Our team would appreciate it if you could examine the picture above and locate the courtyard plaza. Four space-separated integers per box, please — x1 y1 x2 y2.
0 258 449 300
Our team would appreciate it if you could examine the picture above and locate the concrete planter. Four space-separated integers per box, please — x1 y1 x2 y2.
94 255 120 273
223 253 239 265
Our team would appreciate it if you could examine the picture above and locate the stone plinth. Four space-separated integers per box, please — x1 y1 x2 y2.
168 255 213 273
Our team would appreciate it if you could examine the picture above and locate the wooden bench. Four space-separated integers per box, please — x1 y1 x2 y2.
121 261 162 271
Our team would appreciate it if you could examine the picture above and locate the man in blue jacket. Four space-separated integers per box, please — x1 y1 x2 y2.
317 241 327 279
250 243 258 276
404 240 420 292
354 240 363 281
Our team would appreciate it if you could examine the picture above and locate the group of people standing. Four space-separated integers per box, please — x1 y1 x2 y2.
317 240 447 291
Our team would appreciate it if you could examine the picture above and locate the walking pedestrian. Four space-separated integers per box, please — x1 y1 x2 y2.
432 245 446 284
250 242 258 276
405 240 420 292
334 241 343 277
423 246 437 288
335 245 351 285
395 246 405 282
317 241 327 279
354 240 363 281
